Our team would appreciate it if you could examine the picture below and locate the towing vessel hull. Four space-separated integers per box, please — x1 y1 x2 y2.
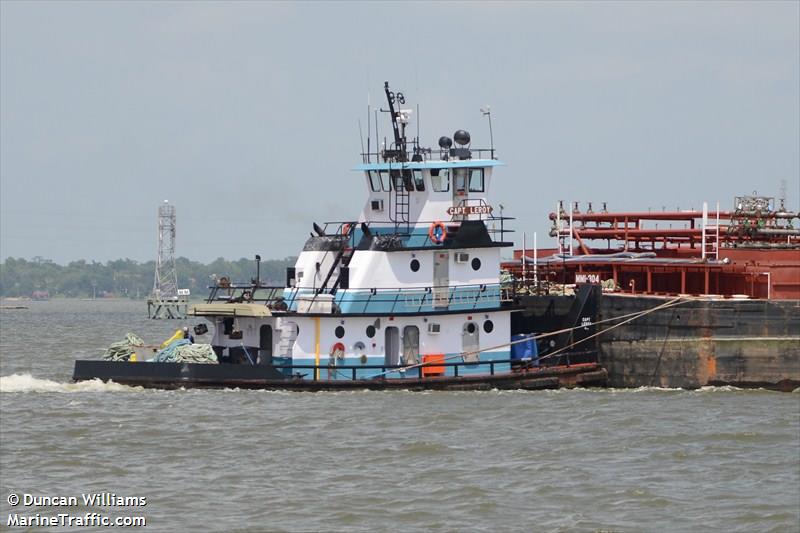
72 360 607 391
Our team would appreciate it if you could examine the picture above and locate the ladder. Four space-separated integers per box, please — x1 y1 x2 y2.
702 201 720 260
393 172 410 233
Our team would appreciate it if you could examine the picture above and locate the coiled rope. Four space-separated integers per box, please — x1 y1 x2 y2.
153 340 218 364
102 333 144 361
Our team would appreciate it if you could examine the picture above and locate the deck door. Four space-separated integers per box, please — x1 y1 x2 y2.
258 325 273 365
462 321 480 363
402 325 420 365
385 327 400 367
433 252 449 308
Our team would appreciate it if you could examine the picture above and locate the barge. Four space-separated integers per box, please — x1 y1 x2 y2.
504 196 800 391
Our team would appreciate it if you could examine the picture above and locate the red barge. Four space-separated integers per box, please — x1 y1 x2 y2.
503 194 800 391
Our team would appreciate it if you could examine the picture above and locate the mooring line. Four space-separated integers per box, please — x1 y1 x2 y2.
533 296 691 364
364 295 692 379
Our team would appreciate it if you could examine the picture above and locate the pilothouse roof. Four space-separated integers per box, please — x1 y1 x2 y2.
360 82 499 171
354 159 504 171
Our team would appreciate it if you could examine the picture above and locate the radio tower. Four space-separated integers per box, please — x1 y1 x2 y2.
147 200 187 319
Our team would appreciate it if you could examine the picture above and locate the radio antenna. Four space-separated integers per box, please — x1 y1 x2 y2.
374 108 379 162
358 119 366 163
481 105 494 159
416 103 420 153
367 93 371 164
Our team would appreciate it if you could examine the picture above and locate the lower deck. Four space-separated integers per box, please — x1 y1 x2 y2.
72 360 607 391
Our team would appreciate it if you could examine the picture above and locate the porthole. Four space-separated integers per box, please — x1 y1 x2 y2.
471 257 481 271
483 320 494 333
410 259 420 272
466 322 477 334
366 325 376 338
335 326 345 339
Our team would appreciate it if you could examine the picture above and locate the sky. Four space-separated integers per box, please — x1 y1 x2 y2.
1 1 798 264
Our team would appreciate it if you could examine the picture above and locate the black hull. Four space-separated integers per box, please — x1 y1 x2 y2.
72 360 607 391
597 295 800 391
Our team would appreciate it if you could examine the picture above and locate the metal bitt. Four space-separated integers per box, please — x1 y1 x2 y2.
147 200 187 319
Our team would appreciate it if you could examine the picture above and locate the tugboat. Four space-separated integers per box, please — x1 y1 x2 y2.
73 82 607 390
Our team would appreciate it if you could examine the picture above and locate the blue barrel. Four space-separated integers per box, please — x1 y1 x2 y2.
511 334 538 363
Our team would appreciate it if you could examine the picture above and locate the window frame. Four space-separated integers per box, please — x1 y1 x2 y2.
413 169 425 191
430 168 450 192
468 168 485 192
453 168 469 194
367 171 382 192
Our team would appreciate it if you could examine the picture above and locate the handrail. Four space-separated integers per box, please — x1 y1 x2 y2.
359 147 498 161
203 283 506 313
286 283 503 313
269 357 518 381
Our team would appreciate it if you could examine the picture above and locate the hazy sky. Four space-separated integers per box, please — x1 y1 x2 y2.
1 1 798 263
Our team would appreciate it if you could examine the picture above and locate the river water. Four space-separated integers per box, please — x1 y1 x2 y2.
1 299 798 532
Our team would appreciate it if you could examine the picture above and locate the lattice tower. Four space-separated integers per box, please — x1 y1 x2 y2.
152 201 178 299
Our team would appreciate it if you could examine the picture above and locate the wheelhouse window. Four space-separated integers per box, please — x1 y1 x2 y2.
402 169 414 191
469 168 484 192
431 168 450 192
390 169 402 191
413 170 425 191
368 171 382 192
391 169 413 192
379 170 390 191
453 168 468 194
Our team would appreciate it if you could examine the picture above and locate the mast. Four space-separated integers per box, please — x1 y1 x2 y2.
382 81 407 162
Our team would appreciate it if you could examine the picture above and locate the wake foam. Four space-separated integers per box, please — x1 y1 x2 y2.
0 373 139 393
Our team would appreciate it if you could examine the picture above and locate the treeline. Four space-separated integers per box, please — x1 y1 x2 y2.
0 256 296 298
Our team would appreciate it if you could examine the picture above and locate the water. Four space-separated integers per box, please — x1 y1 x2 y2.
1 300 798 532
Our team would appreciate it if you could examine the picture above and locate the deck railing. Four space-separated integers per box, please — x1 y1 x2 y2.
271 358 516 381
205 283 508 313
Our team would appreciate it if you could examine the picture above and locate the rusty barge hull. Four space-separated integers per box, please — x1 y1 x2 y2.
597 294 800 391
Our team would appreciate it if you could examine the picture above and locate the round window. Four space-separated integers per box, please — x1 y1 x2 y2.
471 257 481 271
410 259 420 272
335 326 345 339
483 320 494 333
366 325 376 338
466 322 477 334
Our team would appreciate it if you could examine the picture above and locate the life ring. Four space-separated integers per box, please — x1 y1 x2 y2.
428 221 447 244
330 342 346 360
342 223 351 235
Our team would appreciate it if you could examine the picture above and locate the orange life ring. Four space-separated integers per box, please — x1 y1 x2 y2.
330 342 346 359
428 221 447 244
